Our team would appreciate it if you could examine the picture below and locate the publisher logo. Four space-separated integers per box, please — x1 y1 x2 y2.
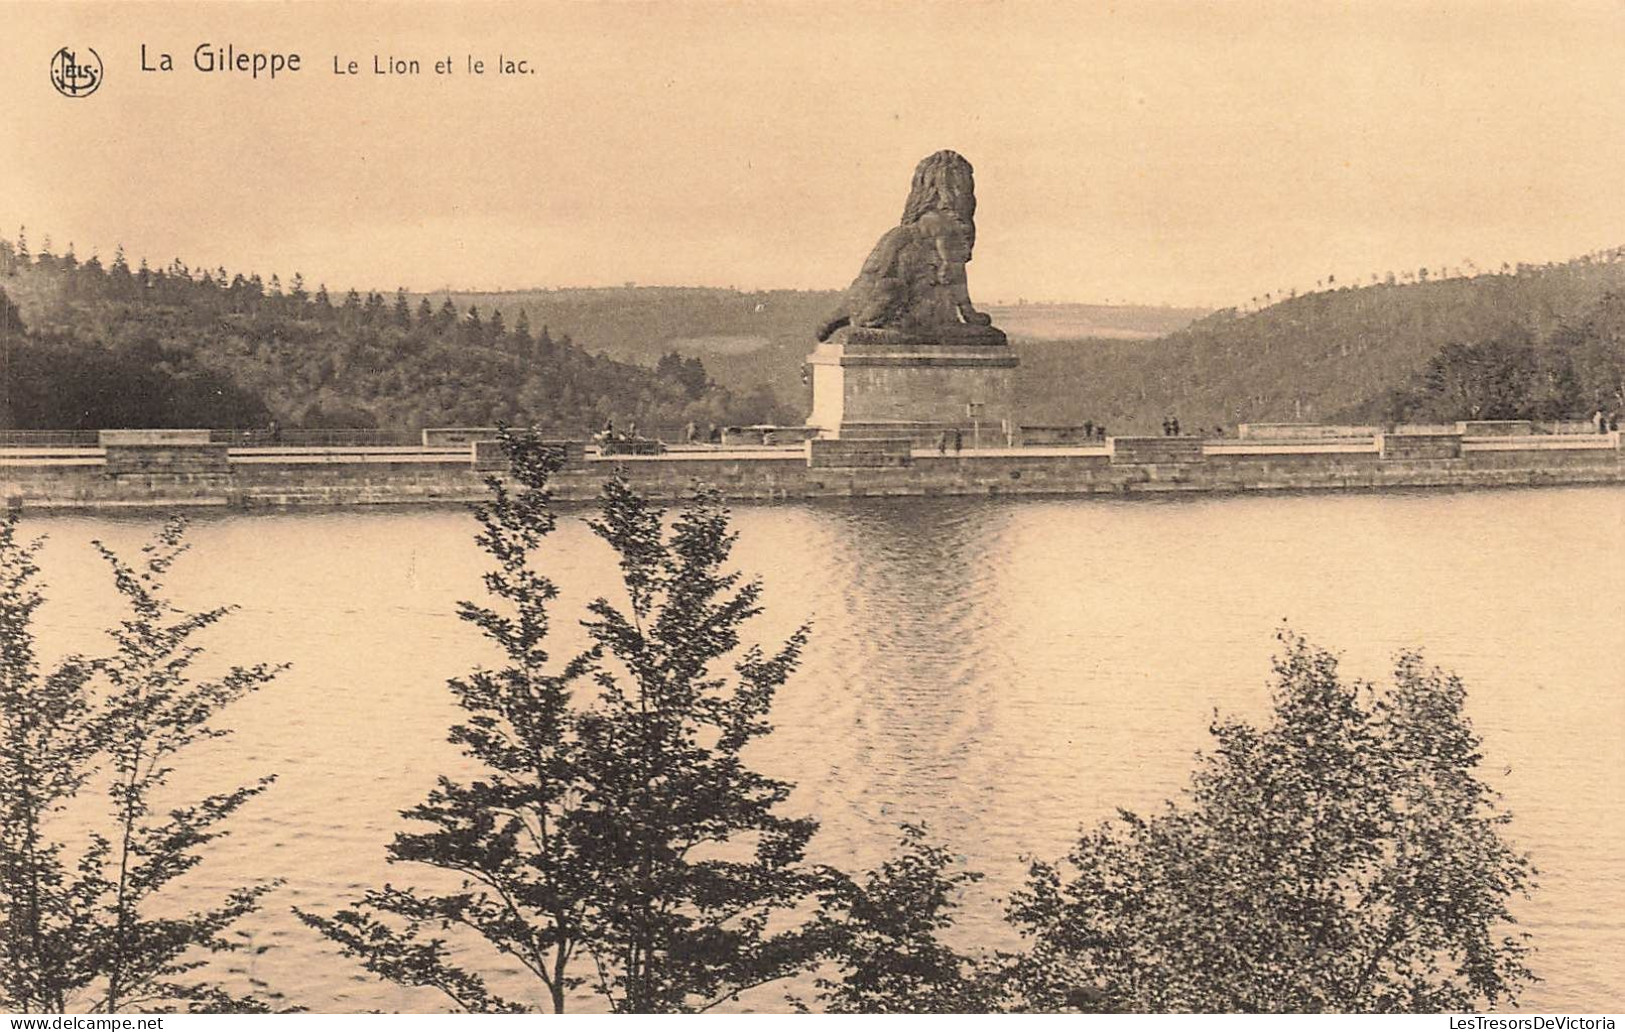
50 46 102 98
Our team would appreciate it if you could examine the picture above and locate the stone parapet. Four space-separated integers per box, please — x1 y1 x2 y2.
1380 433 1463 460
1110 437 1207 464
471 439 586 472
806 438 914 468
99 429 230 476
99 429 213 446
1458 420 1534 437
423 427 499 446
1238 423 1378 441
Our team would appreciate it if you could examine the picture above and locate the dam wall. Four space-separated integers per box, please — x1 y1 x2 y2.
0 431 1620 510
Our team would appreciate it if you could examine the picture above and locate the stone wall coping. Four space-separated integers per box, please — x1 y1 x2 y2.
99 429 215 446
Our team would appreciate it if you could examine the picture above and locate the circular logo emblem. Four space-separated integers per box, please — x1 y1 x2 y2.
50 47 102 98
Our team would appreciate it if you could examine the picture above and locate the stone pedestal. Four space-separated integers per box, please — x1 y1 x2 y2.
806 326 1018 442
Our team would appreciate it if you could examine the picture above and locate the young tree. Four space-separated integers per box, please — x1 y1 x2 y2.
86 520 285 1013
1006 631 1536 1013
568 473 825 1012
0 515 285 1013
0 516 98 1012
302 434 828 1013
297 436 590 1013
800 825 1001 1014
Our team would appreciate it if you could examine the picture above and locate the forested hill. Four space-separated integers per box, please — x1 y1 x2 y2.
0 239 787 431
1016 250 1625 433
426 287 833 415
6 226 1619 435
426 288 1209 411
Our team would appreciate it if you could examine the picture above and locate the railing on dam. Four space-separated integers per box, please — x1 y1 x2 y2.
0 423 1618 469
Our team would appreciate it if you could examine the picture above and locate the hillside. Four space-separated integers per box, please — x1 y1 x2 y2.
0 231 1212 432
1016 253 1625 434
425 287 832 416
0 243 786 432
988 302 1210 341
426 287 1209 417
8 226 1617 437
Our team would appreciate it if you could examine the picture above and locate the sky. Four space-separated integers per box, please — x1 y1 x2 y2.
4 0 1625 307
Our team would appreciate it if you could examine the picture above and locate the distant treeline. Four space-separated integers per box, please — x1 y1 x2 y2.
0 230 789 432
1015 250 1625 433
427 285 837 417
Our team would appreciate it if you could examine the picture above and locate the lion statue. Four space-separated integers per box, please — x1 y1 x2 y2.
816 150 1000 343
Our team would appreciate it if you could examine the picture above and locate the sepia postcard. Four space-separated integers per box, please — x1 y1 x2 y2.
1 0 1621 1019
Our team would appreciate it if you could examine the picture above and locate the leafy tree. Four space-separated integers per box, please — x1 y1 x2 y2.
1006 631 1536 1013
0 515 285 1013
296 436 586 1012
301 434 827 1013
0 515 98 1011
801 825 1000 1014
1421 333 1543 419
568 472 825 1011
2 333 272 430
1368 325 1607 424
1550 291 1625 413
655 352 711 400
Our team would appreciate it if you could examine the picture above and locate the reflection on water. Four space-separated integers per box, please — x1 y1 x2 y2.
21 485 1625 1012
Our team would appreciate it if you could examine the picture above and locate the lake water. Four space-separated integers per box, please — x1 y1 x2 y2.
21 485 1625 1013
